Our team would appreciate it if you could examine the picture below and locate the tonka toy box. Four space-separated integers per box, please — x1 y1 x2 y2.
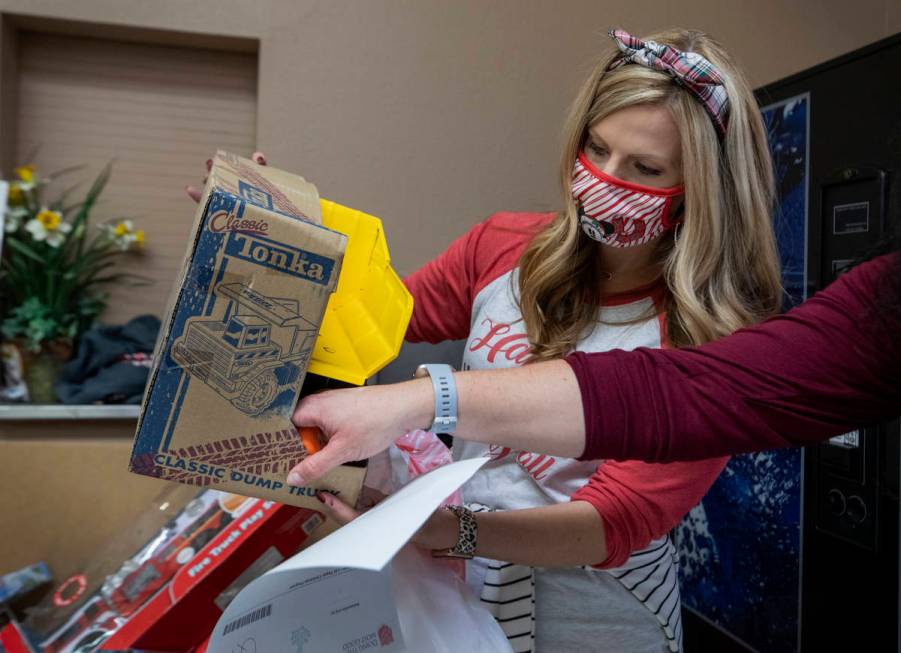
129 151 363 515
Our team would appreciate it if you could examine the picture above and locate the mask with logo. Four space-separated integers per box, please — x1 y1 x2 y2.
571 152 683 248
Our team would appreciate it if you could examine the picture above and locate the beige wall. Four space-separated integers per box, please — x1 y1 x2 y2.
1 0 898 275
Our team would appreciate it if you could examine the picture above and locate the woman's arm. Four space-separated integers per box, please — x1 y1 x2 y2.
318 489 607 567
288 254 901 485
571 253 901 461
418 502 608 568
287 361 584 486
403 213 545 343
571 456 728 566
318 455 726 567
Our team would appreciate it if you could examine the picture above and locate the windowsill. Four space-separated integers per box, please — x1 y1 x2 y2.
0 404 140 420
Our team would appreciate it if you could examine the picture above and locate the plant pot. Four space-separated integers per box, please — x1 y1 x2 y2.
18 339 73 404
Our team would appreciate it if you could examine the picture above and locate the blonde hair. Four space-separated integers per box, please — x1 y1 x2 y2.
518 28 782 358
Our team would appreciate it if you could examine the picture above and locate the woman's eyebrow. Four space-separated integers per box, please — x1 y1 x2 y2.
628 153 669 166
586 131 607 147
588 129 676 168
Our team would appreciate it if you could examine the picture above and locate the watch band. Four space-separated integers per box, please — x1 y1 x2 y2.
431 505 477 559
414 363 457 434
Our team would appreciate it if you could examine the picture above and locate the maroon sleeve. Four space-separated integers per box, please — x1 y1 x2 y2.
402 223 484 343
567 254 901 462
572 456 729 567
404 212 552 343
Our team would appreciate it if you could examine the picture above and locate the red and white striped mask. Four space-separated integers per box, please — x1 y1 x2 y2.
571 152 683 248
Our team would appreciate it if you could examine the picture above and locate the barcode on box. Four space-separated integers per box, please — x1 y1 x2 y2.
302 513 324 534
222 603 272 635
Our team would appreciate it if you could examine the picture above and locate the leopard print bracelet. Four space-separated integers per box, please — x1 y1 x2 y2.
431 505 478 559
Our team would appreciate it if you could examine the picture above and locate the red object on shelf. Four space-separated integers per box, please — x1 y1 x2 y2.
101 500 323 652
0 619 33 653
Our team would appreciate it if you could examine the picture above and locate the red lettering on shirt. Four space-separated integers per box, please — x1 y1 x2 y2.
468 318 532 365
488 445 512 461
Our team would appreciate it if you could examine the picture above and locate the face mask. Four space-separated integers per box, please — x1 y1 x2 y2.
571 152 683 248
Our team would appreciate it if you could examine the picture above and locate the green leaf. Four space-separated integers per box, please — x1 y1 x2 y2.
70 161 113 258
46 164 86 182
51 184 85 213
5 237 45 264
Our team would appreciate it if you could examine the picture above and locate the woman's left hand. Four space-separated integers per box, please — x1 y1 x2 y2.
315 491 458 551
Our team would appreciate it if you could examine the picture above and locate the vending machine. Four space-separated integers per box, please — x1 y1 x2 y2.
759 34 901 653
680 32 901 653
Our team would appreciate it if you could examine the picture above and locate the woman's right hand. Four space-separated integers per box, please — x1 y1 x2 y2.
288 379 435 487
185 151 268 202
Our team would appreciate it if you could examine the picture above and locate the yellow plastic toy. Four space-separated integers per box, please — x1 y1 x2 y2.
309 199 413 386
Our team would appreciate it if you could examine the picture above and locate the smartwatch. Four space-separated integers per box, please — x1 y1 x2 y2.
413 363 458 434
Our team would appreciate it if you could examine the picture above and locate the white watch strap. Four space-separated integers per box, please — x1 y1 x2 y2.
417 363 457 434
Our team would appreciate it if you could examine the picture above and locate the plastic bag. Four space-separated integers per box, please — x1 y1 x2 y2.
364 432 467 579
365 431 463 506
392 545 512 653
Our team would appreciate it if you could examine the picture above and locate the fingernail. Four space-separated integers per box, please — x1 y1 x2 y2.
287 471 303 486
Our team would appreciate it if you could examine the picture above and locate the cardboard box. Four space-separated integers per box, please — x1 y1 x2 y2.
130 151 364 513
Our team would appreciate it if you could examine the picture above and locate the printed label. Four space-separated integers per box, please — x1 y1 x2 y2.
225 232 335 285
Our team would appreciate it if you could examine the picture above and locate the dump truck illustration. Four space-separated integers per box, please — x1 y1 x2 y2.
171 282 317 415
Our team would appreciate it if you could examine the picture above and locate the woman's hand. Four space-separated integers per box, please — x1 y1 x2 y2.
288 379 434 487
185 151 268 202
314 490 458 551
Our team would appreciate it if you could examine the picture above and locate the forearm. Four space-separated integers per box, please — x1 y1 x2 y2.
422 501 607 567
452 360 585 458
289 359 586 484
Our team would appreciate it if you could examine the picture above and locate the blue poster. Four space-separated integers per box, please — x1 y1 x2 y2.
675 94 808 653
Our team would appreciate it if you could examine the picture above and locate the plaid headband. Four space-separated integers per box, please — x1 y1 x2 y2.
607 28 729 139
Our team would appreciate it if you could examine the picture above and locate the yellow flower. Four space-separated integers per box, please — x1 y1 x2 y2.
15 164 35 183
134 230 145 246
114 221 129 236
7 184 23 205
36 209 62 231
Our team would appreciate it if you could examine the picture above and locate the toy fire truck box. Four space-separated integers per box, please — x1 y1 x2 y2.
130 151 364 514
99 498 323 652
15 488 323 653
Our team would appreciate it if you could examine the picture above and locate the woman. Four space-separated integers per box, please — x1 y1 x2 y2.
298 28 782 653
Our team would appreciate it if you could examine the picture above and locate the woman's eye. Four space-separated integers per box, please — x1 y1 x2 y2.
636 163 662 176
588 143 607 157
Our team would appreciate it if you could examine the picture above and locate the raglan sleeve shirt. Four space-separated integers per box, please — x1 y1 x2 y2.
403 212 732 568
403 212 549 343
572 456 728 568
567 253 901 463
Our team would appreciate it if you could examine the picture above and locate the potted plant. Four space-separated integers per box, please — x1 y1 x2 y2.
0 162 147 403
